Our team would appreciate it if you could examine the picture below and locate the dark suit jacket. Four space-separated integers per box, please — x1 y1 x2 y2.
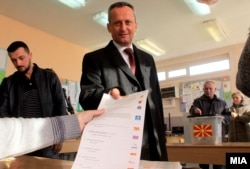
79 40 167 161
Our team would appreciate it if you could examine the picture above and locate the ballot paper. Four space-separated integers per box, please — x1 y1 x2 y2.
72 90 149 169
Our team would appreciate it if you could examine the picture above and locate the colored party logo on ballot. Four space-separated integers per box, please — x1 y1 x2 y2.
193 124 212 137
137 105 142 109
135 115 141 120
132 135 139 140
130 152 137 156
133 126 140 131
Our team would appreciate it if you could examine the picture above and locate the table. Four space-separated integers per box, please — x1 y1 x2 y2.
167 142 250 165
0 156 72 169
60 138 81 153
0 156 183 169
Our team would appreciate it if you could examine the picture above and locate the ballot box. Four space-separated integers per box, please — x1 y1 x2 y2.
187 115 224 145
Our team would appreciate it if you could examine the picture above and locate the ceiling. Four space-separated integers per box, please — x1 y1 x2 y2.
1 0 250 61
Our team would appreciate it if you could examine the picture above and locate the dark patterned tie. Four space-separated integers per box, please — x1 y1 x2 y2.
124 48 136 75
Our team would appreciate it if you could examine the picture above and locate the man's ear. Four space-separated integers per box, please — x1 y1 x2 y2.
29 52 33 59
107 23 111 33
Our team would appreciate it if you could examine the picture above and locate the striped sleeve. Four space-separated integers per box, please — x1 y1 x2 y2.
0 115 81 160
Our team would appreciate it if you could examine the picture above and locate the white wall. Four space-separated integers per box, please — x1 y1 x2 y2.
1 14 247 120
0 15 86 81
156 43 245 118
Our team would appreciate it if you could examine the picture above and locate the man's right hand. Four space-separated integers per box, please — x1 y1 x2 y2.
109 88 121 99
231 112 238 118
194 108 202 115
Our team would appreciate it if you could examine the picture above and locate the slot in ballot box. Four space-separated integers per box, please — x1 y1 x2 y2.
185 115 224 145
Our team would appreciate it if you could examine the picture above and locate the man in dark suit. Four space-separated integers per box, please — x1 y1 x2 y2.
79 1 167 161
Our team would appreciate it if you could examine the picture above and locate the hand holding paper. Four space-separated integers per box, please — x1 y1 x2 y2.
72 90 149 169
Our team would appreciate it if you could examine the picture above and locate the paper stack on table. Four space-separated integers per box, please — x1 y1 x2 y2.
139 160 182 169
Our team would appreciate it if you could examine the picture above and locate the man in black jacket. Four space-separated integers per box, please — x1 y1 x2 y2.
189 80 229 169
0 41 67 158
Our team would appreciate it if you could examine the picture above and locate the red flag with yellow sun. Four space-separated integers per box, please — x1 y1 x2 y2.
193 124 212 137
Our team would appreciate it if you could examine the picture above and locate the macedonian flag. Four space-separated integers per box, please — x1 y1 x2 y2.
193 124 212 137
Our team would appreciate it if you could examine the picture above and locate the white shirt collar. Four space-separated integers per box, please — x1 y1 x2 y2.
112 41 133 67
112 41 133 53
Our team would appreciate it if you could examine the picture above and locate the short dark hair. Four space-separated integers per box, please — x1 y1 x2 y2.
108 1 135 22
7 41 30 53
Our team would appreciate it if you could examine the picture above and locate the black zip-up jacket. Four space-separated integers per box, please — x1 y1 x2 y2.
189 94 228 116
0 63 66 117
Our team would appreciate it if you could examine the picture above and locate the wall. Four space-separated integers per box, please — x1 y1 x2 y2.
1 15 247 122
156 43 245 125
0 15 86 81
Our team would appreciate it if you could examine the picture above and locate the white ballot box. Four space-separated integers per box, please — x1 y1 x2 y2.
187 115 224 145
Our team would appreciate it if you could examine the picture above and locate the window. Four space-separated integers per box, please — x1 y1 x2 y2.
168 68 187 78
189 59 229 76
157 71 166 81
157 58 230 82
